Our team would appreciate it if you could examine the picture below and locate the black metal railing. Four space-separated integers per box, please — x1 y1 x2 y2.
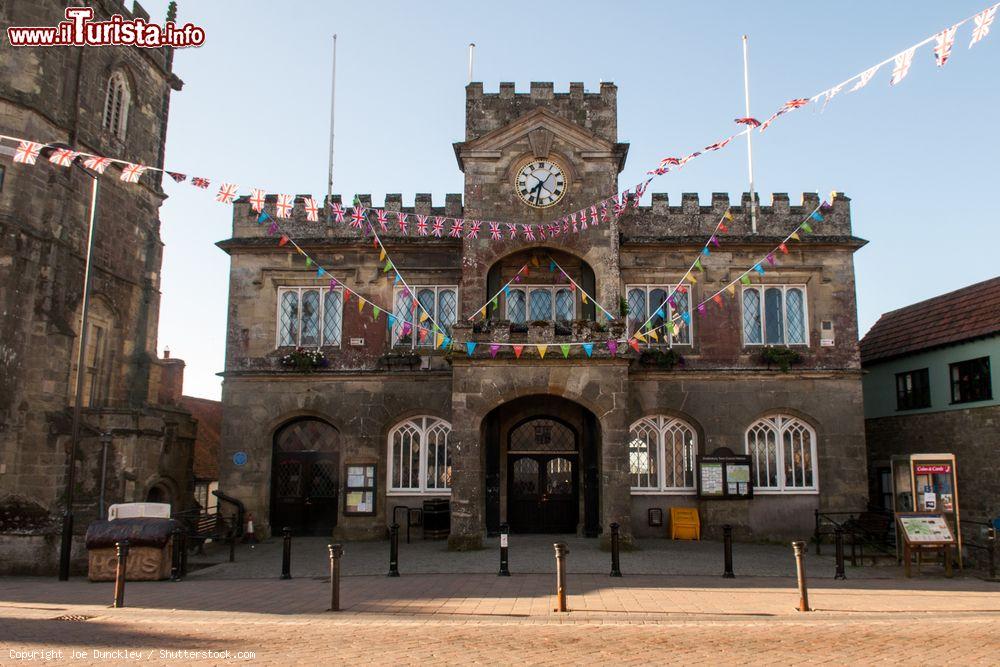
814 508 896 566
961 517 998 579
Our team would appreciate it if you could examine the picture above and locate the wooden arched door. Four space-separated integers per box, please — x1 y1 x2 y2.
271 418 340 536
507 418 579 533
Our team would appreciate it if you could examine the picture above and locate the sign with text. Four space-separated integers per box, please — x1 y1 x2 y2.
897 514 955 544
697 449 753 500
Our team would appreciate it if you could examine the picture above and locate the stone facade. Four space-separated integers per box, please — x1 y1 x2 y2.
218 82 869 548
0 0 193 573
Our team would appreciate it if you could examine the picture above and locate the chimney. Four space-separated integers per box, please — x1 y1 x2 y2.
157 352 185 406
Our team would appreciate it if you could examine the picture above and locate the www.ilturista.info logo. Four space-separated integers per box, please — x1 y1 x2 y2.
6 7 205 48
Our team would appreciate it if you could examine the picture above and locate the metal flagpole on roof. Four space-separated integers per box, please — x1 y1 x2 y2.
742 34 758 234
468 43 475 84
326 34 337 225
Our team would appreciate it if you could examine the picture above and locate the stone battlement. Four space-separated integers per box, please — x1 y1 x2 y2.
466 81 616 101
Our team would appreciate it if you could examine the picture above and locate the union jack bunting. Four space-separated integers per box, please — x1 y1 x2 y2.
249 188 266 212
760 98 810 132
890 47 916 85
303 197 320 222
489 222 501 240
679 152 701 166
467 221 481 239
970 6 997 47
396 212 408 233
734 117 761 127
705 137 732 151
331 202 345 223
818 83 846 110
416 215 429 235
660 156 681 166
506 223 518 239
600 202 610 222
522 224 535 241
934 25 958 66
191 177 210 189
570 212 578 233
13 141 42 165
48 148 78 167
167 171 187 182
591 205 599 225
82 155 112 174
349 206 366 228
850 65 881 92
547 224 559 237
613 199 626 217
120 163 147 183
370 209 385 231
216 183 240 204
275 194 295 219
449 219 464 238
432 217 445 237
536 225 547 240
579 213 588 231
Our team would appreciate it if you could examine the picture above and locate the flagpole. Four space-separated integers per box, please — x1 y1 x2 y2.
742 34 758 234
326 34 337 225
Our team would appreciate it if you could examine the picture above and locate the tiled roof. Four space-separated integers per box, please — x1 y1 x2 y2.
180 396 221 480
860 276 1000 364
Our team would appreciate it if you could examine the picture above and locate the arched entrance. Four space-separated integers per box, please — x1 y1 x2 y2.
483 395 601 536
270 418 340 536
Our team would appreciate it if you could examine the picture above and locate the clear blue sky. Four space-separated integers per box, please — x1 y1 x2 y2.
143 1 1000 399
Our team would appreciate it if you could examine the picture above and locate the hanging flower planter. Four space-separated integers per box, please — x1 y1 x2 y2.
280 347 328 371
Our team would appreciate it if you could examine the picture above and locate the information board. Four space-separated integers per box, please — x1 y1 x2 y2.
697 449 753 500
897 514 955 544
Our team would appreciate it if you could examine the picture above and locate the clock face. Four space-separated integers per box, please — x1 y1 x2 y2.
515 159 567 208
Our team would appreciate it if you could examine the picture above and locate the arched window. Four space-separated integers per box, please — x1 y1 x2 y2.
102 71 130 139
628 416 697 491
388 416 452 493
745 415 817 492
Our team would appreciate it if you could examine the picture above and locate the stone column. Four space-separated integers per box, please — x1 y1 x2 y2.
447 398 484 550
599 387 632 549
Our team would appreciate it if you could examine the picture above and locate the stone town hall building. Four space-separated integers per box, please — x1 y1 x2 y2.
219 82 868 547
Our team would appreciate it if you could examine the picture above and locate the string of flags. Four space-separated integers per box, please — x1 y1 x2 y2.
468 262 530 321
546 255 618 324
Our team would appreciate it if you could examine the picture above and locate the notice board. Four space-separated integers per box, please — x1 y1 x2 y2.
697 448 753 500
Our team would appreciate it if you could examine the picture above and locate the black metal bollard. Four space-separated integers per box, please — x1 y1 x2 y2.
792 541 810 612
112 540 129 608
228 528 235 563
280 527 292 579
609 522 622 577
388 523 400 577
180 531 189 576
988 528 997 580
498 523 510 576
723 524 735 578
170 527 183 582
553 543 568 612
834 527 846 580
328 544 343 611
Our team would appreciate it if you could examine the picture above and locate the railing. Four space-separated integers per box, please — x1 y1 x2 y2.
460 319 625 345
961 517 998 579
814 508 896 565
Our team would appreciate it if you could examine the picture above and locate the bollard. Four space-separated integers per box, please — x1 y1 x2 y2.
498 523 510 576
228 528 235 563
180 531 189 576
988 528 997 580
792 540 811 612
723 524 735 578
112 540 129 608
388 523 400 577
609 522 622 577
834 527 846 580
328 544 343 611
553 543 569 612
280 527 292 580
170 527 182 582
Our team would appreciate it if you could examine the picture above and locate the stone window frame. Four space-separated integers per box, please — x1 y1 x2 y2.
505 285 576 324
744 415 819 494
627 416 698 494
386 416 452 495
275 285 343 349
625 284 693 347
391 285 459 349
102 70 131 140
741 284 810 347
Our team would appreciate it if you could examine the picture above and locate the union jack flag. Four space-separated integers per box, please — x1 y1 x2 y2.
705 137 732 151
934 25 958 66
467 221 481 239
48 148 78 167
971 7 997 47
659 156 681 167
522 224 535 240
601 202 610 222
759 98 810 132
82 155 112 174
579 212 587 231
249 188 266 212
850 65 881 92
120 163 147 183
679 152 701 166
275 194 295 218
14 141 42 165
167 171 186 182
613 198 626 217
536 225 546 240
303 197 319 222
191 177 210 189
489 222 501 240
449 219 464 238
373 209 387 231
216 183 240 204
590 205 599 226
890 47 916 85
332 202 345 223
416 215 429 235
396 212 408 233
506 223 518 239
562 219 571 234
547 224 558 237
570 212 578 233
350 206 366 228
432 217 445 237
734 117 761 128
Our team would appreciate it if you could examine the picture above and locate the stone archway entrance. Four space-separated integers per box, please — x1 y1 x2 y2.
270 418 340 536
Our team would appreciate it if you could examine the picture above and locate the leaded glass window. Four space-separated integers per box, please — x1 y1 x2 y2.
507 286 576 322
300 290 320 347
392 286 459 348
509 419 575 452
529 288 552 321
628 416 697 491
388 416 452 493
741 285 808 346
625 285 693 347
555 288 574 322
323 290 343 346
279 291 298 347
276 286 343 348
507 289 527 324
745 415 817 491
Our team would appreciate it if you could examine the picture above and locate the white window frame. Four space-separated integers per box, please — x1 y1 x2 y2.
102 71 130 139
275 285 343 349
387 416 453 495
744 415 818 494
628 416 698 494
741 284 809 347
391 285 458 348
625 284 693 346
505 284 576 323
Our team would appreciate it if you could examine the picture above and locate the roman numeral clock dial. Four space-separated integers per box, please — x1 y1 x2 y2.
515 159 566 208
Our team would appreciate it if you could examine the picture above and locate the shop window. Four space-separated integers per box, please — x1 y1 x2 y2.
387 416 452 493
344 464 376 515
628 416 697 491
949 356 992 404
745 415 817 492
742 285 807 346
391 286 457 347
896 368 931 410
276 286 342 348
625 284 691 345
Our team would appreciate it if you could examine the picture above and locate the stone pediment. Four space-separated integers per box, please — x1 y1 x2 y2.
454 107 628 172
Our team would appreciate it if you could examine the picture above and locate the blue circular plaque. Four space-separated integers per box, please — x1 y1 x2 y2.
233 451 248 466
